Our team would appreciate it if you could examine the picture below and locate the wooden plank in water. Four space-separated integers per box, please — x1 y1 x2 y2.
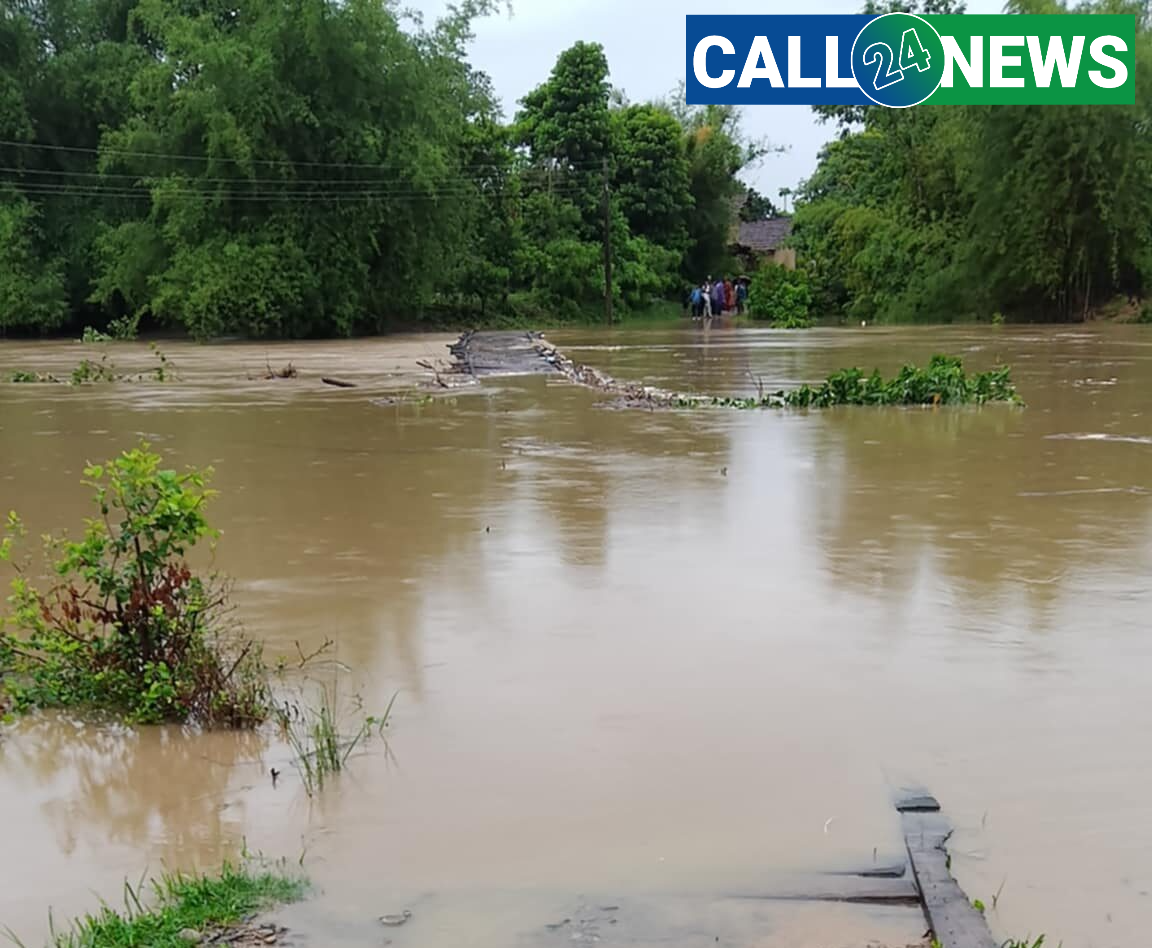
896 792 942 813
824 862 908 879
901 809 999 948
728 872 921 906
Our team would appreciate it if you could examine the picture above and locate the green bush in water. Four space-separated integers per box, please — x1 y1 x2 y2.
785 355 1021 408
710 355 1022 409
0 444 269 726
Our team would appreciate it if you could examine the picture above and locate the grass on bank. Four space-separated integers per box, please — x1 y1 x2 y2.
4 863 306 948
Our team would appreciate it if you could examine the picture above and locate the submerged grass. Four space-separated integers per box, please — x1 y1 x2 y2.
275 682 395 797
5 862 305 948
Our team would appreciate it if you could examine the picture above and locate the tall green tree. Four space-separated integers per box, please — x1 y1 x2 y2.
612 103 692 254
0 7 761 335
795 0 1152 323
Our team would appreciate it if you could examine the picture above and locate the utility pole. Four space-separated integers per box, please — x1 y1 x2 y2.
602 156 613 326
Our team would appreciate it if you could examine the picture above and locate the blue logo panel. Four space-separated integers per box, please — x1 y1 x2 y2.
686 15 876 105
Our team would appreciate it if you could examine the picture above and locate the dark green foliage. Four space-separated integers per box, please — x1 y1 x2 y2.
0 444 269 726
672 100 770 280
796 0 1152 324
747 265 813 328
0 7 761 337
0 196 68 331
46 862 306 948
612 104 693 253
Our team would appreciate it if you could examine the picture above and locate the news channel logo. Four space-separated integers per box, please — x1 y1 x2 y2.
685 13 1136 107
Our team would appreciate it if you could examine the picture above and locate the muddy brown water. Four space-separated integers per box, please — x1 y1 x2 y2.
0 326 1149 947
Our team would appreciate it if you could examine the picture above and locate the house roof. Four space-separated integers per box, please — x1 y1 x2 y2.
735 217 793 252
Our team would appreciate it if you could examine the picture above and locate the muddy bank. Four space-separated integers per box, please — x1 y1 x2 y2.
276 889 933 948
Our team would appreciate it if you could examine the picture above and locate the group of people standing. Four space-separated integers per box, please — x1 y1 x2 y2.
689 276 748 320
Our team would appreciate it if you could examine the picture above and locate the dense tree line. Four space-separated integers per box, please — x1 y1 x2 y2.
792 0 1152 324
0 1 761 338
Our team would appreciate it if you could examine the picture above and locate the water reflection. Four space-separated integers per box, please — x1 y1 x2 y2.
0 718 267 860
806 358 1152 639
4 327 1152 948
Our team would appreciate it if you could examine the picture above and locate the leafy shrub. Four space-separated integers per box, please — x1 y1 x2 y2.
747 264 814 328
1137 301 1152 324
0 444 269 726
785 355 1022 408
709 355 1022 409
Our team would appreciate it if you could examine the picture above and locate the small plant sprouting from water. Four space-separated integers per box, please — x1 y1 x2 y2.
149 343 176 382
0 443 270 727
275 673 396 798
1001 938 1049 948
992 876 1007 910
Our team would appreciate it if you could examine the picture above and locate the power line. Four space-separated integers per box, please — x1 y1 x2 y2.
0 164 524 186
0 137 612 173
6 181 591 202
6 182 552 198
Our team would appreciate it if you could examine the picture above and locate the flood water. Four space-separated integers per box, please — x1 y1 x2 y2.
1 325 1150 948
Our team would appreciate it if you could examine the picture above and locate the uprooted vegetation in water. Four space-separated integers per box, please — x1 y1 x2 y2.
0 444 269 727
7 345 176 385
5 860 306 948
714 355 1024 409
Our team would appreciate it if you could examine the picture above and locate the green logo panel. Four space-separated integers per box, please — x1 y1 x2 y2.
923 14 1136 105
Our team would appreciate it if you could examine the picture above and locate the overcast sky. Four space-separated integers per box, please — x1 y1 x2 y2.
413 0 1005 201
